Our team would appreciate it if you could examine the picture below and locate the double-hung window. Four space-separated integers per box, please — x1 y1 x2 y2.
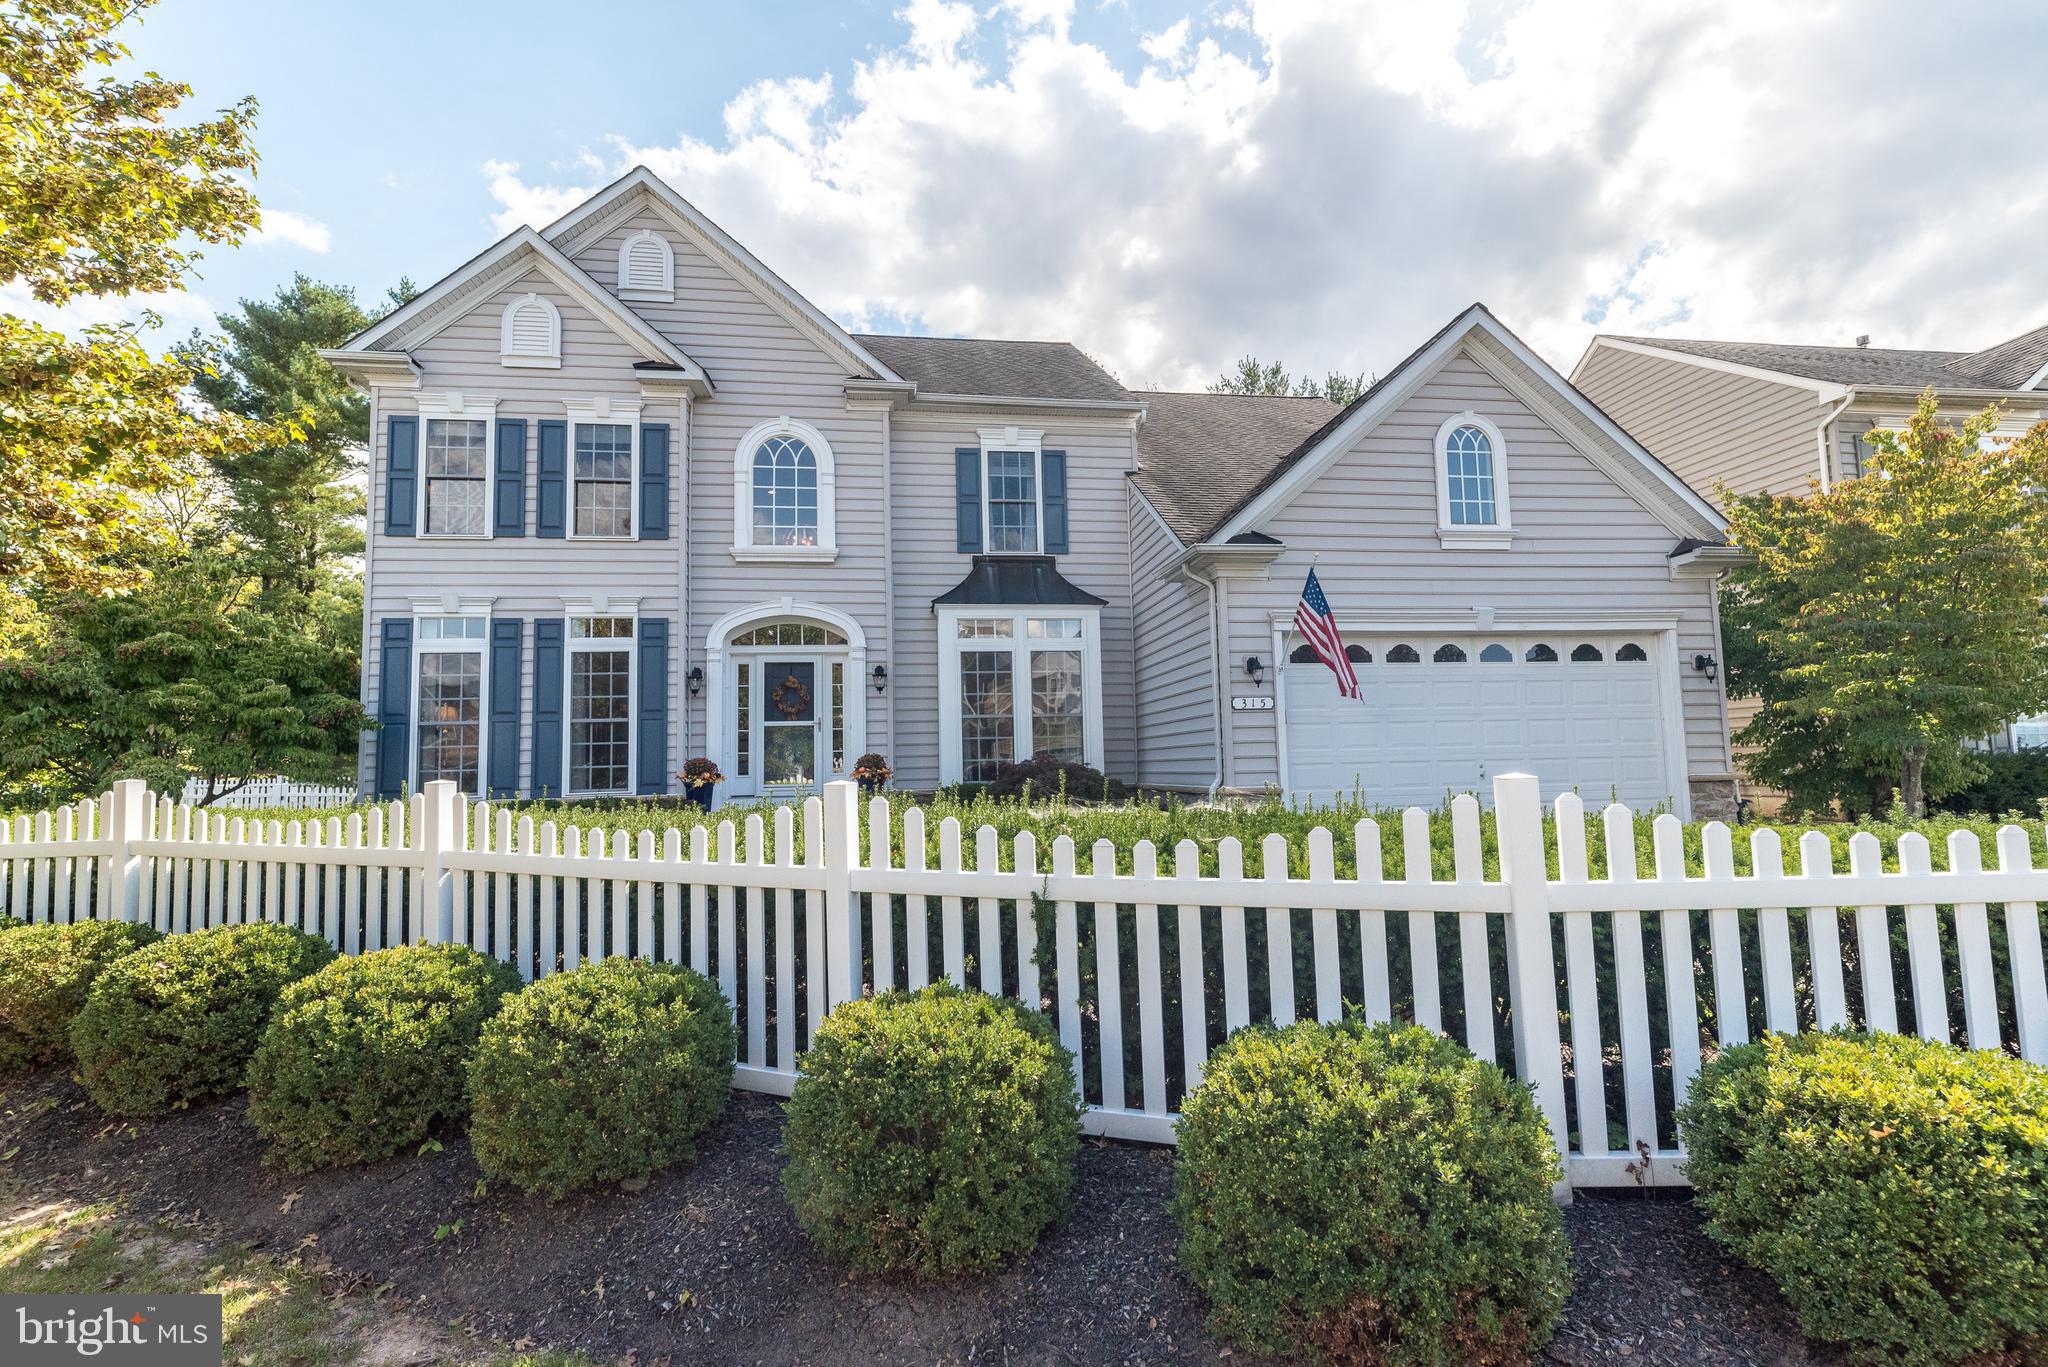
414 616 488 794
567 615 635 794
985 449 1040 552
415 394 496 536
939 609 1100 784
573 423 634 537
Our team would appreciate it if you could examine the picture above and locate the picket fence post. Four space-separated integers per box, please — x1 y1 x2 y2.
1492 771 1572 1203
99 778 148 923
821 779 860 1008
417 780 458 944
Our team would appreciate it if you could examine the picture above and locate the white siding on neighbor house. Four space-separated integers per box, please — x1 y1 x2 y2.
1127 489 1216 790
568 206 894 771
358 269 686 796
888 417 1140 790
1574 344 1830 506
1219 348 1733 802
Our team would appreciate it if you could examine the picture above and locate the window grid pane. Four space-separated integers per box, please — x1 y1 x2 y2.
986 450 1038 553
960 650 1014 783
736 662 751 777
750 436 820 547
424 419 488 535
1029 649 1084 764
569 648 632 793
1445 425 1496 526
831 662 845 773
416 651 482 794
573 423 633 537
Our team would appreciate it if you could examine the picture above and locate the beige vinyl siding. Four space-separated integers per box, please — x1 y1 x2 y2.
571 209 891 771
1222 349 1732 798
1574 345 1828 505
888 418 1140 790
359 269 685 796
1127 490 1216 789
1836 415 1878 481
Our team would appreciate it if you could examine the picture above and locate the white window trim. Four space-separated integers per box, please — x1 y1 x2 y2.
499 291 562 369
978 426 1047 556
730 415 839 562
1433 411 1515 549
408 601 494 798
564 396 643 542
616 228 675 302
561 596 641 799
936 605 1103 785
415 393 497 540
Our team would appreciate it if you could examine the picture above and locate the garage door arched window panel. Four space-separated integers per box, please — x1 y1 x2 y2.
1433 643 1468 663
1571 643 1605 662
731 417 838 560
937 608 1103 785
1289 643 1320 664
1345 644 1371 663
1480 643 1513 663
1387 644 1421 663
1525 643 1559 662
1616 642 1649 662
1433 412 1512 546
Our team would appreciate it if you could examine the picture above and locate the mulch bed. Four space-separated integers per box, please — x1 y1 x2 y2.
0 1068 1829 1365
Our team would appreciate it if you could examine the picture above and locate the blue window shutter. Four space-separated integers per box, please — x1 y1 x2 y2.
530 619 564 797
375 618 412 797
955 447 983 553
636 617 670 795
536 420 567 538
1041 449 1069 554
493 419 527 537
488 619 522 797
639 423 670 539
384 416 418 536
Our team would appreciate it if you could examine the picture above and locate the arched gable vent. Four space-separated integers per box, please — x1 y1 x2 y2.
499 291 561 369
618 229 674 298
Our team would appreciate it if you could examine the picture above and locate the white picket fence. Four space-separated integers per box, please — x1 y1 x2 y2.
178 778 359 810
4 774 2045 1195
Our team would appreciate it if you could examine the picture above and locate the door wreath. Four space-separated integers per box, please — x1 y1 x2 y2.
770 673 812 719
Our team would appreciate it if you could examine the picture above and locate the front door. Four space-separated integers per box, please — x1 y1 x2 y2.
759 658 821 795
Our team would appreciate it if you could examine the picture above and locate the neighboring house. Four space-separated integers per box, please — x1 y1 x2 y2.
322 166 1739 817
1573 326 2048 757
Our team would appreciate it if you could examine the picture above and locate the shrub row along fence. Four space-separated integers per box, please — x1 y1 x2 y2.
4 775 2046 1193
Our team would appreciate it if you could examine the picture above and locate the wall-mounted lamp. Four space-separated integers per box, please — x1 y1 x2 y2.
1692 653 1719 683
872 664 889 694
687 666 704 697
1244 655 1265 688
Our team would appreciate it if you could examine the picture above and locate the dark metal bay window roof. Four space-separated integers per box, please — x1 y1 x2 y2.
933 556 1107 608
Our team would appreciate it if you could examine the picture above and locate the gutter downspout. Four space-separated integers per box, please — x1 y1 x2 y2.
1815 390 1854 491
1192 567 1229 800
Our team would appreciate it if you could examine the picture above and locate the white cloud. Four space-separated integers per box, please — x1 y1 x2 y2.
481 0 2048 388
253 208 331 253
0 281 220 339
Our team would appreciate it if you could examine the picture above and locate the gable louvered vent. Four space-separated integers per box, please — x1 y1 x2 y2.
500 292 561 369
618 229 674 298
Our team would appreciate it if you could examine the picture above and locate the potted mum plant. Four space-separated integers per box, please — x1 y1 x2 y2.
679 757 726 811
850 753 891 795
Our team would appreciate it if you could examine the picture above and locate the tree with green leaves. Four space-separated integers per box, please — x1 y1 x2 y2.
1 0 277 621
1722 394 2048 815
1208 355 1370 405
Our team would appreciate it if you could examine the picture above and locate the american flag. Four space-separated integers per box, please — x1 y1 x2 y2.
1293 568 1360 700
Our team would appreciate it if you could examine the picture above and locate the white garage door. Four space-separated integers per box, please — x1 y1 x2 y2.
1282 632 1676 810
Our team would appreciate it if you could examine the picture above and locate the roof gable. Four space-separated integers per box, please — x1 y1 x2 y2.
1208 305 1726 545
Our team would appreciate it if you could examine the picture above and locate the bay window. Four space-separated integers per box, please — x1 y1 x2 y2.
938 608 1102 784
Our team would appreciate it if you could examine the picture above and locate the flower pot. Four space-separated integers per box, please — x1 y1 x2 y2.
857 777 886 796
683 784 714 811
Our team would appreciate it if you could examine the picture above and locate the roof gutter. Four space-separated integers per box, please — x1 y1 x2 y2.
903 391 1149 417
1815 390 1854 491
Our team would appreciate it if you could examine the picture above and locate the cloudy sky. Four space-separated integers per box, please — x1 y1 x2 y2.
15 0 2045 388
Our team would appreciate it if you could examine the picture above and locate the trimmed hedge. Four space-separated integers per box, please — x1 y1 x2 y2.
70 922 335 1115
246 944 523 1171
0 920 160 1073
1678 1031 2048 1365
1172 1019 1570 1364
780 982 1081 1277
466 959 735 1198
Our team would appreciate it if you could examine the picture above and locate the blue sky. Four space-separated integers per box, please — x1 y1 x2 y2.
20 0 2048 389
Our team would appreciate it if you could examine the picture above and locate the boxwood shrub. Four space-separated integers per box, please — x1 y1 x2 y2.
0 920 160 1073
70 922 335 1115
780 981 1081 1277
1172 1019 1570 1364
246 944 523 1171
1678 1031 2048 1365
466 959 735 1198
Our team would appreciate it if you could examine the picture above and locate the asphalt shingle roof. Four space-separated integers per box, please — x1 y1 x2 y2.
1611 325 2048 393
1129 391 1341 543
853 334 1133 403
